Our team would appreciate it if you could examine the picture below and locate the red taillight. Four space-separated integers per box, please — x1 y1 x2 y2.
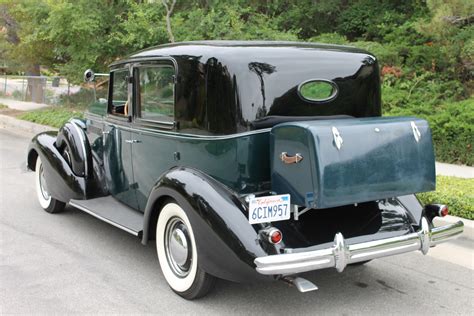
439 205 449 217
260 227 283 244
270 230 282 244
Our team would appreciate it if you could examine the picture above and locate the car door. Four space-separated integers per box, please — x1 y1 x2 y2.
103 66 139 209
130 61 178 211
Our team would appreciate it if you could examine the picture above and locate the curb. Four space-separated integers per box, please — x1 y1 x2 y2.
0 114 57 136
434 215 473 242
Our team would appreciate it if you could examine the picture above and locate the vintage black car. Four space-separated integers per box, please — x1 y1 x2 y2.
27 41 464 299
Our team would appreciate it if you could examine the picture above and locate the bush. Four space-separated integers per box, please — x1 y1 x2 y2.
309 33 348 45
58 87 100 107
417 176 474 220
382 73 473 165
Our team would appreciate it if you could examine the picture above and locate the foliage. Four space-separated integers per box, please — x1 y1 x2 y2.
17 106 84 128
1 0 472 164
417 176 474 220
0 103 7 109
57 87 97 107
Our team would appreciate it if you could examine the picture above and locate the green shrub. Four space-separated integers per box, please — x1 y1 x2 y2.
309 33 348 45
383 73 473 166
417 176 474 220
12 90 23 100
58 88 98 107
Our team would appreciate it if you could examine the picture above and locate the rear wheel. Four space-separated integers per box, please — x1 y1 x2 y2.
35 157 65 214
156 201 215 300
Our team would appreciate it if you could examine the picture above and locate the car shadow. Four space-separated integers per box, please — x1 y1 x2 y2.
62 204 415 313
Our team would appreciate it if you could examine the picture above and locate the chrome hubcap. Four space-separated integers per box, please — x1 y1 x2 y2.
164 217 192 277
39 164 50 200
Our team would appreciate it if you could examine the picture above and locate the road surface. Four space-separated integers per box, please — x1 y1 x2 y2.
1 127 473 314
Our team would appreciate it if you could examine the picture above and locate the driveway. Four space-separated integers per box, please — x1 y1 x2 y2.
1 128 473 314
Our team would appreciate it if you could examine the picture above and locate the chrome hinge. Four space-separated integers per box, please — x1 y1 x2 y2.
125 139 141 144
332 126 343 150
411 121 421 143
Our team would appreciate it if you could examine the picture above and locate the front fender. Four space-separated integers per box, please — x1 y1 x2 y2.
56 119 92 178
142 167 269 283
27 132 86 202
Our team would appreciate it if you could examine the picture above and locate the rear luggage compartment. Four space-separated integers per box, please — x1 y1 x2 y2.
271 117 435 209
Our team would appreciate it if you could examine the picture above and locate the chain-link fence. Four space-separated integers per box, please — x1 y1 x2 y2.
0 75 106 107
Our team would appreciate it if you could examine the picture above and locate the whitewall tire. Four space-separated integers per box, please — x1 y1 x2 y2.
156 201 215 299
35 157 65 214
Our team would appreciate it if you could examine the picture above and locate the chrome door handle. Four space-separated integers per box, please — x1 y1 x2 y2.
125 139 141 144
102 131 110 135
280 152 303 164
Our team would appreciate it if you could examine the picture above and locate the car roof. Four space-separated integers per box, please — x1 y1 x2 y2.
110 40 371 67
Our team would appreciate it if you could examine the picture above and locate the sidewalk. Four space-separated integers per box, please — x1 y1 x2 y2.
436 162 474 178
0 97 49 111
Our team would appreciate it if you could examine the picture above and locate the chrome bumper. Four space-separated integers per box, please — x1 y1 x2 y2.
254 218 464 275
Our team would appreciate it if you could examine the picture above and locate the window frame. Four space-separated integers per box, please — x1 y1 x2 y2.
107 67 131 121
132 60 177 130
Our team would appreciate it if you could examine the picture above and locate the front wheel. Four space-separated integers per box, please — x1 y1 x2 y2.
156 201 215 300
35 157 65 214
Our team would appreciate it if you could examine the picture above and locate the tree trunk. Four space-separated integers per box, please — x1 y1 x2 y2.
162 0 176 43
26 64 44 103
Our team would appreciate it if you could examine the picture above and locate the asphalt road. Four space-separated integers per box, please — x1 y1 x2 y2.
1 127 473 315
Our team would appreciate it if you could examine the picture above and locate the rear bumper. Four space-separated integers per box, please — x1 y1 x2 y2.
254 217 464 275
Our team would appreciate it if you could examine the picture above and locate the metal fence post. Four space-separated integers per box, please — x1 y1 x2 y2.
21 78 25 101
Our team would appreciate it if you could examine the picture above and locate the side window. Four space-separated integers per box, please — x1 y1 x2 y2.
110 69 129 116
137 66 174 122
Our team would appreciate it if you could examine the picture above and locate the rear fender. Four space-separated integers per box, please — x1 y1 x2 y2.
142 167 269 283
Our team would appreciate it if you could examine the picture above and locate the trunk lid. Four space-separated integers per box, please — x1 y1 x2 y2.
270 117 435 209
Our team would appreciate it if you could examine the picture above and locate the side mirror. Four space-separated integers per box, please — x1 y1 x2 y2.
84 69 95 82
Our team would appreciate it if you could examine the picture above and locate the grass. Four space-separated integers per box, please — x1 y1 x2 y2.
417 176 474 220
17 106 85 128
0 103 8 109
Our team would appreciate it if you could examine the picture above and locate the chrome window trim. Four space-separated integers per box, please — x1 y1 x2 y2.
297 79 338 103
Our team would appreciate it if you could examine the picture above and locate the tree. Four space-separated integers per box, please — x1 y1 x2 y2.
0 1 53 102
161 0 177 43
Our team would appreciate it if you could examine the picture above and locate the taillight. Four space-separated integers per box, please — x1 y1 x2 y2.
260 227 283 244
270 229 282 244
438 205 449 217
425 204 449 219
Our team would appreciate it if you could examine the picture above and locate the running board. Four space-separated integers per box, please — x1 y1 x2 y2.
69 197 143 237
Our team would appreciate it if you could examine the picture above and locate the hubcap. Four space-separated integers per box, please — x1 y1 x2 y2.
39 164 50 200
164 217 192 277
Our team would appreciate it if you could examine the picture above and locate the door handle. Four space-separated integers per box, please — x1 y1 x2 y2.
125 139 141 144
102 131 110 135
280 152 303 164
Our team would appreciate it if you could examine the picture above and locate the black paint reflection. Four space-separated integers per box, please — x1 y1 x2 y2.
248 62 276 118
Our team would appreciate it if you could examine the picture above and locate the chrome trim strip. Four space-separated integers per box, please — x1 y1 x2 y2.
254 218 464 275
102 120 271 140
69 120 88 178
69 201 140 236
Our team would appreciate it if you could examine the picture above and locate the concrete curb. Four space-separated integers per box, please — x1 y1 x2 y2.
0 114 472 242
0 114 57 136
434 215 473 242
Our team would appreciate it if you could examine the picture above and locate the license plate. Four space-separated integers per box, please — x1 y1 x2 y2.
248 194 291 224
